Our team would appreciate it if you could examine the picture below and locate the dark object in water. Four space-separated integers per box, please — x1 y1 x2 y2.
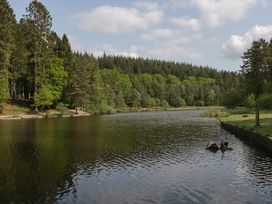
206 142 219 152
220 141 233 151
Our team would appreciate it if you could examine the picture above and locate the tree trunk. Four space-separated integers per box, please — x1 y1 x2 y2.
255 105 260 127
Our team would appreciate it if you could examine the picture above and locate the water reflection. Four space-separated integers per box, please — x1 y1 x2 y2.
0 110 271 203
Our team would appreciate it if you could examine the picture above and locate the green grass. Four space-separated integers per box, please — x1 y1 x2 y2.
221 112 272 138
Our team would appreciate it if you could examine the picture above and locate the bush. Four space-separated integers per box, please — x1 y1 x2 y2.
87 102 116 115
161 100 169 108
56 103 68 115
142 95 156 108
34 85 54 108
257 94 272 110
196 100 205 107
171 97 186 107
244 94 256 108
222 89 243 108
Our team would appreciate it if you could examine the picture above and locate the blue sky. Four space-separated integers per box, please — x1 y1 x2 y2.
8 0 272 71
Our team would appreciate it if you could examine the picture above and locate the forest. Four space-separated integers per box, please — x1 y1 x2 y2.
0 0 242 114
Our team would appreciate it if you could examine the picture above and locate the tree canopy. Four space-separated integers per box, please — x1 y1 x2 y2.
0 0 242 113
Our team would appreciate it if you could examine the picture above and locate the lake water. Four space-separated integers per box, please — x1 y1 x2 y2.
0 110 271 204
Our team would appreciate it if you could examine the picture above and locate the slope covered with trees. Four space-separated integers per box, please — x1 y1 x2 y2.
0 0 241 114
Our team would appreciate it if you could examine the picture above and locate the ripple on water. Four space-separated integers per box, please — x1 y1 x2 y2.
0 110 272 203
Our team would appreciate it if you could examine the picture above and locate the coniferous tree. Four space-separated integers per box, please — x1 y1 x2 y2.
21 0 52 109
241 39 268 126
71 53 99 111
0 0 16 102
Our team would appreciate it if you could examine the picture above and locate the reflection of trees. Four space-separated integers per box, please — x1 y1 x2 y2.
0 119 77 203
0 115 222 203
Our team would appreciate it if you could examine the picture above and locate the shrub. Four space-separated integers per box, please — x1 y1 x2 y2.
56 103 68 115
161 100 169 108
172 97 186 107
222 89 243 108
87 102 116 115
257 94 272 110
244 94 256 108
196 100 205 107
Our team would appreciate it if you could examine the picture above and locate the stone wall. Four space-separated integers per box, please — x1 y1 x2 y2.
221 122 272 154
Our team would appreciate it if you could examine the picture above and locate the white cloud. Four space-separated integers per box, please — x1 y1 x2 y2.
133 1 159 10
168 0 257 28
223 25 272 58
149 45 203 60
170 17 201 31
73 5 163 34
194 0 257 27
148 36 203 60
141 28 174 42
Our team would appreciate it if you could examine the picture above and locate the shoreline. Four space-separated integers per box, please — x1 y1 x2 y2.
0 106 221 121
0 109 91 121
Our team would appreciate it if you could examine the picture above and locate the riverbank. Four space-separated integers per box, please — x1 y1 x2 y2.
0 103 222 121
0 103 91 120
221 113 272 138
202 108 272 153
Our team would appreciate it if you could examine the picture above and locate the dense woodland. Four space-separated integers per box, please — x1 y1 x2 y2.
0 0 242 114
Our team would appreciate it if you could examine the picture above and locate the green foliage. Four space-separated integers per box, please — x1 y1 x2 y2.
71 53 99 108
257 94 272 110
0 69 10 102
222 89 243 108
56 102 68 115
0 1 244 114
161 100 169 108
171 97 186 107
0 0 16 66
244 94 256 108
142 95 157 108
206 90 217 106
241 38 272 126
201 110 229 118
22 0 53 92
48 56 68 103
126 89 141 108
87 102 116 115
34 85 54 108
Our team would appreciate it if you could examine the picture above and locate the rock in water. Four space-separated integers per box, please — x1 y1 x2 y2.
206 142 219 151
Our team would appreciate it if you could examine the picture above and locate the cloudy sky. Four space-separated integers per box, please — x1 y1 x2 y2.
9 0 272 71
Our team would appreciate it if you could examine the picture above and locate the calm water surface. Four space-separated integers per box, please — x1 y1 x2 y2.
0 110 271 204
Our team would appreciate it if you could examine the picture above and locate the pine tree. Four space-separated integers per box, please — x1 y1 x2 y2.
71 53 99 111
241 39 268 126
0 0 16 102
21 0 52 109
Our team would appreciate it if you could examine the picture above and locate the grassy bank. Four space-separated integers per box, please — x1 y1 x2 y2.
221 113 272 138
202 108 272 138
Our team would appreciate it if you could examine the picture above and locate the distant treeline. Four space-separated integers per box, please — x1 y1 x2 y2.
0 0 241 113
